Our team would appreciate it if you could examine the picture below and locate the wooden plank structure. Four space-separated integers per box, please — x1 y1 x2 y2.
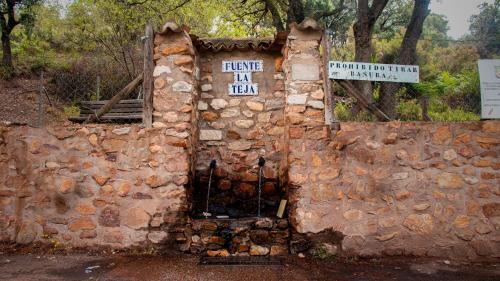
68 72 144 123
68 99 144 122
69 24 154 124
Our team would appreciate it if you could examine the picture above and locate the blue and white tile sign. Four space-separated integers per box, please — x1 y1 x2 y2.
222 60 263 96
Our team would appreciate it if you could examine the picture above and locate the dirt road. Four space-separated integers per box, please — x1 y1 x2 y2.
0 253 499 281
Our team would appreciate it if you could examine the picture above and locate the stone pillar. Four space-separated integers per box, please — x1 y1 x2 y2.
283 20 331 238
153 22 200 174
153 22 199 134
152 23 200 249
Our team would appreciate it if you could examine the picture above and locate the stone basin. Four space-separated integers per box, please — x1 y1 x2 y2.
188 217 289 256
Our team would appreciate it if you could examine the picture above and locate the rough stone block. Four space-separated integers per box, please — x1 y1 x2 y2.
228 141 252 151
201 84 213 92
172 81 193 92
124 208 150 230
200 130 223 141
221 108 240 118
287 94 308 105
198 101 208 111
291 64 320 81
249 245 269 256
153 65 172 77
246 101 264 111
211 99 229 110
306 100 324 109
234 120 254 129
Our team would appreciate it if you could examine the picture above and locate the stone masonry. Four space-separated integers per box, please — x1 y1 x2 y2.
288 121 500 261
188 217 289 257
283 21 500 261
0 124 189 248
194 50 285 217
0 20 499 261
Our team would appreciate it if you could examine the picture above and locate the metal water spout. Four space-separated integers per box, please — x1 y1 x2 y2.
204 159 216 218
257 157 265 217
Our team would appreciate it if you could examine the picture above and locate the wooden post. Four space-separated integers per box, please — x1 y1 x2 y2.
321 31 339 130
96 75 101 101
37 72 45 128
143 23 154 128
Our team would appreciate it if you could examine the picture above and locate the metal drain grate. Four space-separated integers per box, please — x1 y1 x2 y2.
199 256 283 266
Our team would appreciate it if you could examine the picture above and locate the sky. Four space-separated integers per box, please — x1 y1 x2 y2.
430 0 495 39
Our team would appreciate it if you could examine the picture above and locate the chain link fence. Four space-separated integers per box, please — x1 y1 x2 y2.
11 51 144 127
50 57 143 103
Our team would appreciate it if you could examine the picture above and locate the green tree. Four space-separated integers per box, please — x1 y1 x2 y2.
421 13 450 47
468 0 500 58
234 0 350 32
1 0 42 71
378 0 431 118
64 0 223 78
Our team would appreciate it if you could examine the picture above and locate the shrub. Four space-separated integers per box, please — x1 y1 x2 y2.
10 32 57 73
397 99 422 121
63 105 80 118
429 107 480 122
334 102 352 121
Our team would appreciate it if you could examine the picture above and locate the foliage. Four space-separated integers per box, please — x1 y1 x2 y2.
374 0 413 39
307 0 356 40
468 0 500 58
0 0 42 33
1 0 493 122
428 103 481 121
63 105 80 118
333 102 352 121
334 101 376 122
0 0 43 69
10 30 57 72
310 246 329 259
421 13 450 48
396 99 422 121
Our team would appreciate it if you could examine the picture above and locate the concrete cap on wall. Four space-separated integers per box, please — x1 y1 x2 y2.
290 18 322 32
158 22 190 35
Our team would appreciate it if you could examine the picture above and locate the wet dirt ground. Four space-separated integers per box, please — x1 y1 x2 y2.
0 252 499 281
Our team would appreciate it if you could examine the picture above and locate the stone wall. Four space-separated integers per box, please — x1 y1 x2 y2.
1 20 499 261
287 121 500 260
193 50 285 217
0 124 190 249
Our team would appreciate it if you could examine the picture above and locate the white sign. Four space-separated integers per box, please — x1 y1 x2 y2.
329 61 419 83
479 59 500 119
222 60 263 96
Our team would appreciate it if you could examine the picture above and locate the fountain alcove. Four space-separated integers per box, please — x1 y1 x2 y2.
152 23 291 255
186 36 290 256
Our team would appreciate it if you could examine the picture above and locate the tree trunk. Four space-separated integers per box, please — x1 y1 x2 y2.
1 33 13 70
353 19 374 104
379 0 431 118
351 0 389 104
420 95 432 121
263 0 285 32
1 0 19 71
286 0 305 28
